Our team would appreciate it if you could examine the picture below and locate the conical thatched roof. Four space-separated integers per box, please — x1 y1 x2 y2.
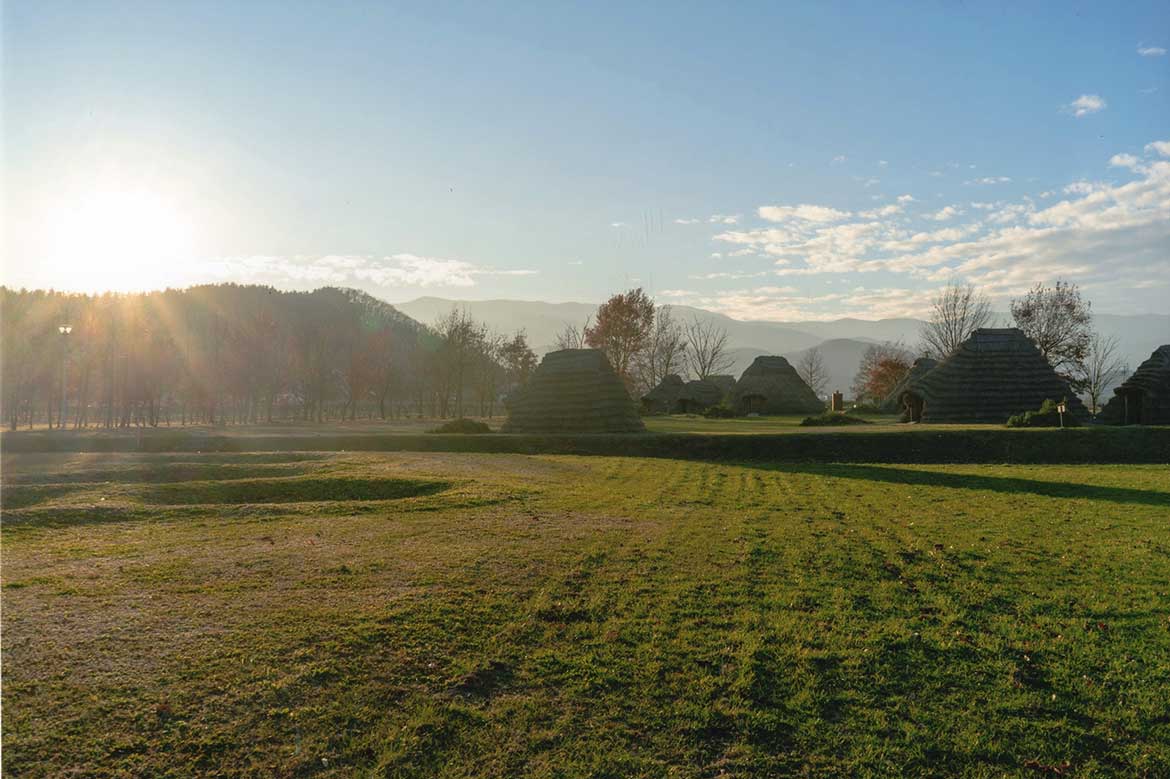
503 349 645 433
729 356 824 414
912 328 1088 423
641 374 686 414
880 357 938 413
677 378 724 412
1099 345 1170 425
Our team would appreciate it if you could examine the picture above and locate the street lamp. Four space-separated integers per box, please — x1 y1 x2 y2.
58 325 72 429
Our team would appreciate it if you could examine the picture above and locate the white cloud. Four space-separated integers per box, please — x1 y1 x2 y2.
709 214 740 224
758 204 852 223
1109 153 1143 170
689 271 771 280
1138 45 1166 57
674 218 701 225
1146 140 1170 157
832 155 847 164
860 203 903 218
1064 180 1106 195
610 222 625 228
896 194 916 204
1067 94 1106 117
967 176 1012 185
878 160 889 167
928 205 959 221
207 253 536 290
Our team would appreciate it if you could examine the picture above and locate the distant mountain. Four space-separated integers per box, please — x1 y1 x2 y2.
783 339 875 396
394 297 1170 389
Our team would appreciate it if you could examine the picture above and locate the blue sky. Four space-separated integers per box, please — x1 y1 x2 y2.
3 1 1168 319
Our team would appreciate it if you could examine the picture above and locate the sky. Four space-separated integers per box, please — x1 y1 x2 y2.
2 1 1168 320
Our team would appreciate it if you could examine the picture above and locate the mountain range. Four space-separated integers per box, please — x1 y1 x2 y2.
394 297 1170 394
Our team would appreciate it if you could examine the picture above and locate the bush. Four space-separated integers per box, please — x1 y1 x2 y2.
800 412 871 427
702 405 740 419
1006 399 1080 428
428 418 493 434
848 403 883 415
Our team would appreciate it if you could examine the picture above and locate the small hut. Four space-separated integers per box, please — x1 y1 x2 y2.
909 328 1089 423
706 375 737 396
1099 345 1170 425
880 357 938 419
641 374 686 415
729 356 824 415
676 378 725 413
503 349 645 433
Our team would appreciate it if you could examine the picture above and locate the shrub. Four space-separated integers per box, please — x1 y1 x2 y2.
702 405 739 419
428 418 493 434
800 412 871 427
848 403 882 415
1006 398 1080 428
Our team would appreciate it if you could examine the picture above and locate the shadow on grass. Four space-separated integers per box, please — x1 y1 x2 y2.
747 462 1170 508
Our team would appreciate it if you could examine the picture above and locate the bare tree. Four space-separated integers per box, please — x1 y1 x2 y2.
1076 332 1127 415
1010 280 1092 382
919 280 993 359
634 305 688 393
851 342 913 404
684 315 733 379
554 316 592 350
797 346 829 398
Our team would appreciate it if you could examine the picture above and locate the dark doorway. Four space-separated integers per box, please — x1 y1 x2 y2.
902 392 925 422
1123 391 1144 425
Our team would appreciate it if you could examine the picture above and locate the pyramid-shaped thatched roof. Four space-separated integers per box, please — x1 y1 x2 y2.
880 357 938 413
729 356 824 414
677 378 725 411
641 374 686 414
1099 345 1170 425
912 328 1088 423
503 349 645 433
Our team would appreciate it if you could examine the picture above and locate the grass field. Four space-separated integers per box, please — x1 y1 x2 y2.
3 450 1169 777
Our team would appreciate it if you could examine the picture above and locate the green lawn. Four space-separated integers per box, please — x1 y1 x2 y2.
2 451 1169 777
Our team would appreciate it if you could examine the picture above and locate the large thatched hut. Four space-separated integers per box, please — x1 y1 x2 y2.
908 328 1088 423
641 374 686 415
503 349 645 433
676 378 725 413
880 357 938 418
729 356 824 415
1099 345 1170 425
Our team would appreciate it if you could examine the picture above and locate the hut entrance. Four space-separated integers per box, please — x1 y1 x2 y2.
1122 390 1144 425
902 392 925 423
742 394 766 414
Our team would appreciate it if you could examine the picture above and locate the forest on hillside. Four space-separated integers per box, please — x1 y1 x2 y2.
0 285 537 430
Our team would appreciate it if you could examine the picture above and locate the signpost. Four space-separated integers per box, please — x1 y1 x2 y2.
1057 401 1067 429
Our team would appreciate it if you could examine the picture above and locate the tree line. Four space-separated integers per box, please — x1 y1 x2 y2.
0 284 536 430
849 280 1127 413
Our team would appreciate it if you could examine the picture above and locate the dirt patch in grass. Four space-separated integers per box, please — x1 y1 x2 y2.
141 476 451 505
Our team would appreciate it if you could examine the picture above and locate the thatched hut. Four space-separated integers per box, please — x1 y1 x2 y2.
503 349 645 433
909 328 1089 423
880 357 938 418
729 356 824 415
641 374 686 415
706 375 737 396
676 378 725 413
1099 345 1170 425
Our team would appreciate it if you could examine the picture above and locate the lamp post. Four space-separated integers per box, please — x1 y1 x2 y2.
58 325 72 430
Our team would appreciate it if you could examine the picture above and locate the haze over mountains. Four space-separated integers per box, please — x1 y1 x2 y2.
396 297 1170 394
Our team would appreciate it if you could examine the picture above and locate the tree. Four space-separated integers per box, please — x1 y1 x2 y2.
554 316 591 350
797 346 829 398
635 305 688 393
499 330 538 388
851 342 912 404
919 280 993 359
683 315 733 379
1010 281 1092 382
1076 332 1127 415
584 288 655 386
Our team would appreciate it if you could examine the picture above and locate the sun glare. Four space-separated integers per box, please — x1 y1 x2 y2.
47 188 197 291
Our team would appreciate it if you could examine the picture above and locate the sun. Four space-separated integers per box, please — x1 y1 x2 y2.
47 187 197 291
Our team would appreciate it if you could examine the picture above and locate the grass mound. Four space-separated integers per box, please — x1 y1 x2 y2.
800 412 871 427
428 418 493 434
141 476 450 505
